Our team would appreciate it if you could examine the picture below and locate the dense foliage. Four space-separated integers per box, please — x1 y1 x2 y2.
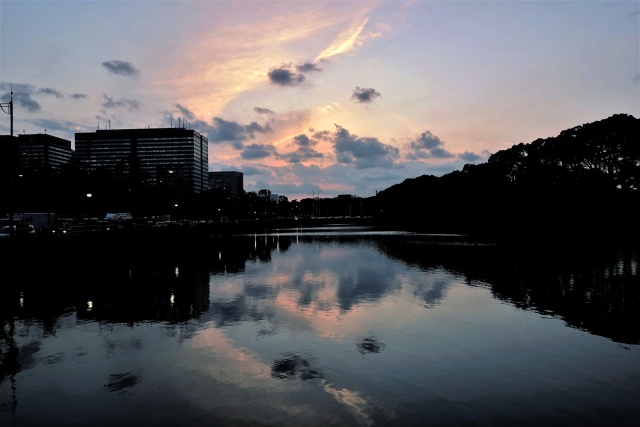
375 114 639 239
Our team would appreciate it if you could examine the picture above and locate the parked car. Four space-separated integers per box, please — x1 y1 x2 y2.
0 226 13 238
0 224 36 238
38 225 70 237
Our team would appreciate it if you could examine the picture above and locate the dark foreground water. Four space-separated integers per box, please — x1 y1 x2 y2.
1 226 639 426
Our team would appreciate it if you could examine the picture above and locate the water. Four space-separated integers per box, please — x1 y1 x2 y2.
1 226 639 426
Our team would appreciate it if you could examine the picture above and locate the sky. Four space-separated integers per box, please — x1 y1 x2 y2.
1 0 638 200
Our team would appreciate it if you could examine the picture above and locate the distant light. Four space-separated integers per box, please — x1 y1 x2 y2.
86 193 92 198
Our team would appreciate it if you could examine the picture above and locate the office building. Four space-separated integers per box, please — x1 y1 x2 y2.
0 136 18 219
75 127 209 193
208 171 243 196
17 133 73 172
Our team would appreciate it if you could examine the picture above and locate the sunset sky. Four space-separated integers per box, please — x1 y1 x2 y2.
1 0 638 200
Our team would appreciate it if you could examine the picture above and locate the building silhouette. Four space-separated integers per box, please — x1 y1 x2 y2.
208 171 243 196
0 136 19 221
17 133 73 172
75 127 209 193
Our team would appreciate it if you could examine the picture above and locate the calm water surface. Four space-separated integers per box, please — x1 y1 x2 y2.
1 226 639 426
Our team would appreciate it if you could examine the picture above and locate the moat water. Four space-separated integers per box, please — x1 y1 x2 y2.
1 226 639 426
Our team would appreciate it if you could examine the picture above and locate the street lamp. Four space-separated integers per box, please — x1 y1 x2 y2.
86 193 93 222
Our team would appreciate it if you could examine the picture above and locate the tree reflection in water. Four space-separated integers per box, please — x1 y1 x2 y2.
373 236 639 344
0 229 638 426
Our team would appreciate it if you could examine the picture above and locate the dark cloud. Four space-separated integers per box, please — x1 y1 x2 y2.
208 117 272 148
245 121 271 134
351 87 381 103
312 130 332 141
408 130 454 159
268 66 305 86
101 60 140 77
101 93 142 111
209 117 246 143
296 62 321 73
0 82 41 112
411 131 443 150
254 107 275 115
241 143 275 160
292 134 316 147
70 93 87 99
459 151 483 163
430 147 455 159
5 91 40 112
38 87 63 98
332 124 399 169
279 146 324 164
279 134 324 163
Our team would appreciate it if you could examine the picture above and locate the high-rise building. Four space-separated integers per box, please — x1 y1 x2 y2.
75 127 209 192
208 171 243 196
0 135 19 221
17 133 73 172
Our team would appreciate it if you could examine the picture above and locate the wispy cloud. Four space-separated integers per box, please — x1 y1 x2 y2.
101 93 142 111
38 87 64 98
254 107 275 115
316 17 370 61
296 62 322 73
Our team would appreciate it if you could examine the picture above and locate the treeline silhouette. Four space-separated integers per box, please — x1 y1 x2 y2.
1 114 638 241
374 113 640 241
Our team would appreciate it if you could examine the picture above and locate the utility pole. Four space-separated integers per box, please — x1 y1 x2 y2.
1 89 14 228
